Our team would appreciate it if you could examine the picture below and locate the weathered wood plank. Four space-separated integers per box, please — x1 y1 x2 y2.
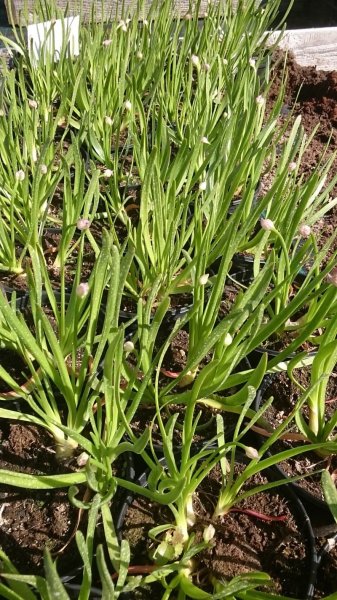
268 27 337 71
5 0 219 25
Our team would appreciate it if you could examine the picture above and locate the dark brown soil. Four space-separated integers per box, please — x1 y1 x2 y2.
269 51 337 262
121 463 312 599
315 538 337 599
257 369 337 502
0 421 81 574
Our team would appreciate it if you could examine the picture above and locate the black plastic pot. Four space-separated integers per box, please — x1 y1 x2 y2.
116 454 318 600
314 531 337 598
254 376 331 512
227 180 262 217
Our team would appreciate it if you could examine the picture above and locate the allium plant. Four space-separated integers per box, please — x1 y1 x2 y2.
0 231 134 459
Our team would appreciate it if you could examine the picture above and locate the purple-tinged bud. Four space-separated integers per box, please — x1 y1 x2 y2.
299 224 311 238
288 162 297 172
260 218 274 231
76 282 89 298
15 169 25 182
327 267 337 287
77 218 91 231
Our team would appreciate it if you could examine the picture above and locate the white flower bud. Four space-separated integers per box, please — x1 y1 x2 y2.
201 136 210 145
203 524 215 543
245 446 259 459
15 169 25 182
288 162 297 172
260 218 274 231
119 20 127 32
223 58 228 65
136 50 143 60
203 62 210 72
199 273 209 285
28 99 38 109
124 100 132 111
199 181 207 191
0 109 5 117
103 39 112 47
249 58 256 68
76 282 89 298
223 332 232 346
77 452 89 467
77 218 91 231
123 340 135 353
299 224 311 238
40 164 48 175
256 95 265 106
31 147 38 162
104 115 113 126
103 168 113 178
191 54 200 68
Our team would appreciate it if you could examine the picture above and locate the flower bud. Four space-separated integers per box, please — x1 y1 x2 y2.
104 115 113 126
40 164 48 175
249 58 256 68
77 452 89 467
28 99 38 109
199 181 207 191
15 169 25 182
31 147 38 163
327 267 337 286
223 332 232 346
256 95 265 106
288 161 297 172
103 39 112 46
199 273 209 285
203 524 215 543
0 109 5 117
245 446 259 459
77 218 91 231
123 340 135 353
136 50 143 60
124 100 132 111
299 224 311 238
119 20 127 32
203 62 210 72
201 136 210 145
103 168 113 178
76 282 89 298
191 54 200 68
223 58 228 65
260 218 274 231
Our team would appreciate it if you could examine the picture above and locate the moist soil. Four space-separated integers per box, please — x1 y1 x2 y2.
267 51 337 263
256 369 337 502
121 463 312 599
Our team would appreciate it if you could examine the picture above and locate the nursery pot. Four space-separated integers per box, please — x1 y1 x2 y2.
253 375 334 512
116 455 318 600
313 530 337 598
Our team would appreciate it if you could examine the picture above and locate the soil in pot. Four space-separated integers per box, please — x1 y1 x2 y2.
120 462 315 599
0 420 82 575
314 534 337 599
255 369 337 505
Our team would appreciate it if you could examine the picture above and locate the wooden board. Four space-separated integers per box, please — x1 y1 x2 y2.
4 0 217 25
268 27 337 71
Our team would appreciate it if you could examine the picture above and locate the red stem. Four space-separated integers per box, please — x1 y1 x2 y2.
229 508 287 522
111 565 157 580
160 368 181 378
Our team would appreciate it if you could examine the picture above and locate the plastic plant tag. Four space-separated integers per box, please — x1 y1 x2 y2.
27 15 80 66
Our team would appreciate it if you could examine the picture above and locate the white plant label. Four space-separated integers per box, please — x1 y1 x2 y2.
27 15 80 66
